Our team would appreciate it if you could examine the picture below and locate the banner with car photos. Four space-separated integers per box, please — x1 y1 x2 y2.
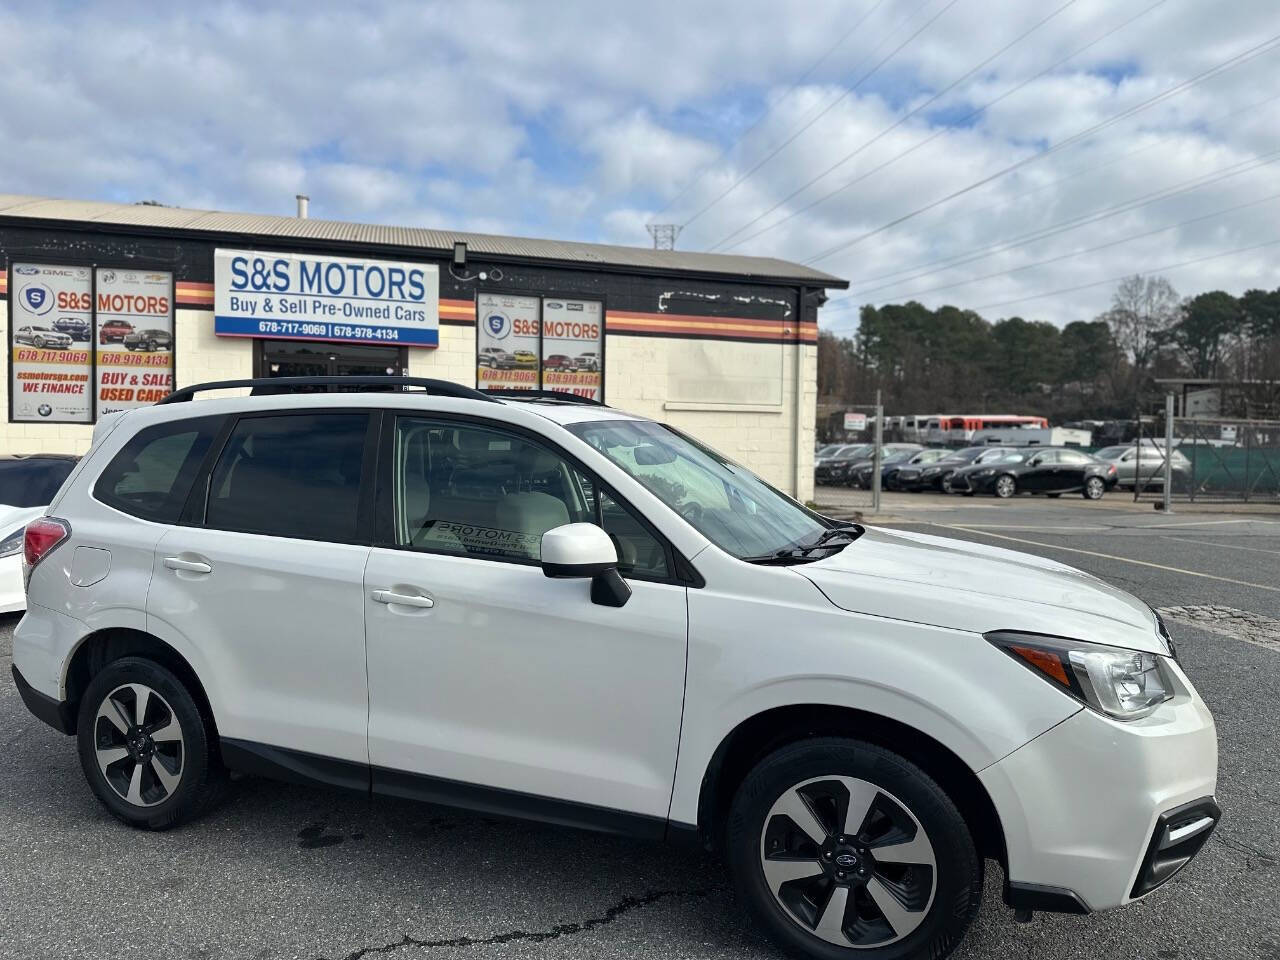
8 263 93 422
476 293 540 391
94 268 174 415
540 298 602 401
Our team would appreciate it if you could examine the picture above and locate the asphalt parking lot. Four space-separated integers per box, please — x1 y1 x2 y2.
2 497 1278 960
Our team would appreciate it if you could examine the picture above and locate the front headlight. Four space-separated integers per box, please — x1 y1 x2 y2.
987 632 1175 720
0 527 23 559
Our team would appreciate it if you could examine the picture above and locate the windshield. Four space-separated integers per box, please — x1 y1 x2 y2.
567 419 827 559
0 458 76 507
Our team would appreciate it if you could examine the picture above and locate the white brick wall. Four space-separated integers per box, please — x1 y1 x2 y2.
0 308 816 502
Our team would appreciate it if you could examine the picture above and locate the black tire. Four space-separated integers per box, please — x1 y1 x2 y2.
993 475 1016 499
727 738 981 960
1047 492 1061 498
76 656 227 830
939 475 953 494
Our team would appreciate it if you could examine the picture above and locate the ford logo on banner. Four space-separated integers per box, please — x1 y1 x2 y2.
21 284 53 315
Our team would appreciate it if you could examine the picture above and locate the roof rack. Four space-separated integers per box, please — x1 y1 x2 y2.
159 376 498 404
480 388 606 406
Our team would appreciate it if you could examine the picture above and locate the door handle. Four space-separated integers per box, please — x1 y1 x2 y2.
372 589 435 609
163 557 212 574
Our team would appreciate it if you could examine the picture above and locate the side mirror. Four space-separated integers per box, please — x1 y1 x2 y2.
540 523 630 607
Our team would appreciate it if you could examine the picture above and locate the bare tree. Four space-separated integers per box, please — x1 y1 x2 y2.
1101 275 1180 371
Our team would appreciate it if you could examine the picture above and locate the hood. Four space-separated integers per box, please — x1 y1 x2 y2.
799 525 1167 654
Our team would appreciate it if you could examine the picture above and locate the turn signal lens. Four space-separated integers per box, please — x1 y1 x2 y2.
988 632 1175 721
23 517 71 581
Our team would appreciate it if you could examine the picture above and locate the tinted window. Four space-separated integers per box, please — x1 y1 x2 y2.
206 414 369 542
95 418 221 522
594 485 670 579
392 417 591 562
0 459 75 507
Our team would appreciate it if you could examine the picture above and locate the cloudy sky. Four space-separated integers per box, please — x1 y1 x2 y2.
1 0 1276 332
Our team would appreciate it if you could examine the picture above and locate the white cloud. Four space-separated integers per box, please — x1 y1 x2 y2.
0 0 1274 329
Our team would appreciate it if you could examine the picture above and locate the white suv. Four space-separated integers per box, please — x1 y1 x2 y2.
13 377 1218 960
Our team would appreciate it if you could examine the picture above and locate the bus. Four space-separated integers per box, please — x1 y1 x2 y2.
927 414 1049 446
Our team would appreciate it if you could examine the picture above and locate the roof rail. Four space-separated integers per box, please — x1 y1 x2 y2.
480 388 606 406
158 376 498 404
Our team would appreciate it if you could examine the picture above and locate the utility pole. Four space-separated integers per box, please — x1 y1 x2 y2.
646 224 682 250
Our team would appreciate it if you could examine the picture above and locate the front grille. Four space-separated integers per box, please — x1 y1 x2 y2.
1131 798 1220 898
950 475 971 491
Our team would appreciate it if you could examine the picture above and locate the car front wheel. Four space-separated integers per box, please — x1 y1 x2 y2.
993 475 1016 498
728 738 980 960
76 656 227 830
1083 476 1106 500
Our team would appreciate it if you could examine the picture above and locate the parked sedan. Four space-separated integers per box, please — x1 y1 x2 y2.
0 453 79 613
14 325 73 349
123 328 173 352
951 447 1118 499
813 443 872 485
53 316 91 341
882 447 949 490
1094 443 1191 491
898 445 1016 492
846 444 925 488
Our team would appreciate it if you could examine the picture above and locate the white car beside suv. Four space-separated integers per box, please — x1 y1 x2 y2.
13 377 1218 960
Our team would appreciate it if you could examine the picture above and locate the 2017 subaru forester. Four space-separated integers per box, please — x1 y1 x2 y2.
12 377 1219 960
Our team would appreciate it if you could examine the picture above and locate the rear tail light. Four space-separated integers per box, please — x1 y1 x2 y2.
23 517 71 583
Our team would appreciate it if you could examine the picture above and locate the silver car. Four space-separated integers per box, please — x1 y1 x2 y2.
1094 443 1191 489
14 325 73 349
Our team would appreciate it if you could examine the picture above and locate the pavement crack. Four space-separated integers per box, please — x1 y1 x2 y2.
318 887 712 960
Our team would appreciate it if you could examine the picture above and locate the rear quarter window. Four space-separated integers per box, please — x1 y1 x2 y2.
94 416 223 523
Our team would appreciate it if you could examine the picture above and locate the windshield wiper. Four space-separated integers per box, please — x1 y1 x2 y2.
742 522 864 564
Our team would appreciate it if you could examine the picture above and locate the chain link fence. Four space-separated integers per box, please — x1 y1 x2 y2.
1134 414 1280 503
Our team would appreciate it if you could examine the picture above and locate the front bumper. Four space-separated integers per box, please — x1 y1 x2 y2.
980 660 1218 911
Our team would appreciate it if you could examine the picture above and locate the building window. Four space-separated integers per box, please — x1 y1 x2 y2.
8 263 174 424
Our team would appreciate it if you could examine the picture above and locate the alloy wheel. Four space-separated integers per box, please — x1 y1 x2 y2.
759 775 937 949
995 476 1015 498
1085 477 1105 499
939 475 953 494
92 683 185 807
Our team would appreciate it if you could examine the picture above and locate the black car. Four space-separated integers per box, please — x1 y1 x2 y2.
948 447 1118 499
847 445 926 489
814 443 873 485
880 448 949 490
0 454 79 507
897 445 1017 492
53 317 91 341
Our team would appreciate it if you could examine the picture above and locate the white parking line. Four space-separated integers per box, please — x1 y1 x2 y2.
1162 535 1280 557
1127 517 1280 528
923 522 1280 594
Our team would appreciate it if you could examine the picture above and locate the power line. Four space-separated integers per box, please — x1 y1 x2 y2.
968 237 1280 312
651 0 889 219
865 190 1280 303
802 32 1280 265
705 0 1079 252
715 0 1170 254
839 147 1280 299
843 86 1280 291
679 0 964 232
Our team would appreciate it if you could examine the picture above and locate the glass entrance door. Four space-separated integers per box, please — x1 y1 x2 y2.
257 340 407 390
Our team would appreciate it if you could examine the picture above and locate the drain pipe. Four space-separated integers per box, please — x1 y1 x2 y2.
296 194 310 218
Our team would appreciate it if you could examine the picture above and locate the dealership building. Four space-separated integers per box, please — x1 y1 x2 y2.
0 194 845 501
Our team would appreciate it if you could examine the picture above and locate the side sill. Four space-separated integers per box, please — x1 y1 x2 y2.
1003 880 1092 915
372 765 667 841
11 664 76 735
220 738 371 794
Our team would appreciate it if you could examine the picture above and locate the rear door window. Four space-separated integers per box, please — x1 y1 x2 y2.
205 413 371 542
95 417 222 523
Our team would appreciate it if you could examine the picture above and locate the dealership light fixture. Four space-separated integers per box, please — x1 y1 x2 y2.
453 241 467 267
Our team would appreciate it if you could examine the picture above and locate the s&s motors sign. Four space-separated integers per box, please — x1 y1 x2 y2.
214 248 439 347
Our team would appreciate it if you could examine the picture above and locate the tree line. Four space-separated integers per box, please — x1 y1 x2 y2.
818 276 1280 421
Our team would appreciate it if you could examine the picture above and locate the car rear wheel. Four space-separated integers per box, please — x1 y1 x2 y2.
939 475 954 494
727 738 980 960
994 475 1016 499
1083 476 1106 500
76 656 227 830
